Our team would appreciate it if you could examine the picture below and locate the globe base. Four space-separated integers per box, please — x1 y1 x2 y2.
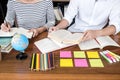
16 52 27 60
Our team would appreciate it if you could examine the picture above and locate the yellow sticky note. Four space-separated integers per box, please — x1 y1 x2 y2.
87 51 100 58
74 51 86 58
60 59 73 67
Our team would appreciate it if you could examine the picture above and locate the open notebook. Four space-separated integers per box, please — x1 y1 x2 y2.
78 36 120 50
0 27 33 39
34 38 76 54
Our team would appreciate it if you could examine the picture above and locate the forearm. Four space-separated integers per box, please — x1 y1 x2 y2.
37 26 47 34
55 19 69 29
99 25 116 36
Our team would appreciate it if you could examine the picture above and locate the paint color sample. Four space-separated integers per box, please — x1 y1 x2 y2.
74 59 88 67
60 59 73 67
60 51 72 58
89 59 104 67
87 51 100 58
73 51 86 58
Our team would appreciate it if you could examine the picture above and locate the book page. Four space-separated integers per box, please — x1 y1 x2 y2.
51 38 75 48
78 39 100 50
96 36 120 48
62 33 83 44
0 28 17 37
16 27 33 39
48 29 71 43
0 27 33 39
34 38 61 54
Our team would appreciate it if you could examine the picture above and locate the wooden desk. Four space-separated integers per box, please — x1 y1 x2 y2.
0 31 120 80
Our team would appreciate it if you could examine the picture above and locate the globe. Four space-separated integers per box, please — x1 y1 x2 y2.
11 34 29 60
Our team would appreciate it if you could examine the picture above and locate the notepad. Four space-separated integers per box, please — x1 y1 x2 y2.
73 51 86 58
60 59 73 67
0 27 33 39
60 51 72 58
59 50 104 68
74 59 88 67
87 51 100 58
89 59 104 67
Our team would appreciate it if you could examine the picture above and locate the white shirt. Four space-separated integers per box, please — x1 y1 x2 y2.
64 0 120 34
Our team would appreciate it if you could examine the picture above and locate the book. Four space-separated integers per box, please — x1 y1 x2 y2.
0 37 12 49
48 29 83 44
78 36 120 50
54 7 62 21
34 38 75 53
35 29 83 53
1 44 12 53
0 37 12 53
0 46 2 61
0 27 33 39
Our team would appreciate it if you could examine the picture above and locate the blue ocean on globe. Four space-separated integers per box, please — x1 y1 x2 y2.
11 34 29 52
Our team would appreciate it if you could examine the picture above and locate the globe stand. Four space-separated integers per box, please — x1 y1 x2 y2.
16 52 27 60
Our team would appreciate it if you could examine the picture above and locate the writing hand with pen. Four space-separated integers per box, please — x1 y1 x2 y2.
1 22 11 32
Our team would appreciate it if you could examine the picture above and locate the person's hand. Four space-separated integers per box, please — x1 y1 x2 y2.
0 23 11 32
29 28 39 37
48 26 59 33
81 30 101 42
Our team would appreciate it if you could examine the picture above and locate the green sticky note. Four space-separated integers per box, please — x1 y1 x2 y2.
60 59 73 67
89 59 104 67
87 51 100 58
73 51 86 58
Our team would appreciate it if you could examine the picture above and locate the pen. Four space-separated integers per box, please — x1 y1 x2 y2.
4 20 10 32
102 51 116 63
100 52 112 63
81 32 87 42
106 50 120 60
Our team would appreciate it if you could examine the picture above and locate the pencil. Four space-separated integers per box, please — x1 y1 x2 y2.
33 53 36 70
31 53 35 70
36 53 40 71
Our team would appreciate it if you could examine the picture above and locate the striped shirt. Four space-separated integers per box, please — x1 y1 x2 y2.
5 0 55 29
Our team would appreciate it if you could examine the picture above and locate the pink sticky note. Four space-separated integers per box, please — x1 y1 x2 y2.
60 51 72 58
74 59 88 67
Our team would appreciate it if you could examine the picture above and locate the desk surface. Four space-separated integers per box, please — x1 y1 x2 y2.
0 31 120 80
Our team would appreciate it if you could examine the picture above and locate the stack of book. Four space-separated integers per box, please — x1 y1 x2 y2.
0 46 2 61
0 37 12 53
29 53 55 71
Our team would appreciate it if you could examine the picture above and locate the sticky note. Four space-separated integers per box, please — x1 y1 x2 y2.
60 51 72 58
60 59 73 67
73 51 86 58
74 59 88 67
89 59 104 67
87 51 100 58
